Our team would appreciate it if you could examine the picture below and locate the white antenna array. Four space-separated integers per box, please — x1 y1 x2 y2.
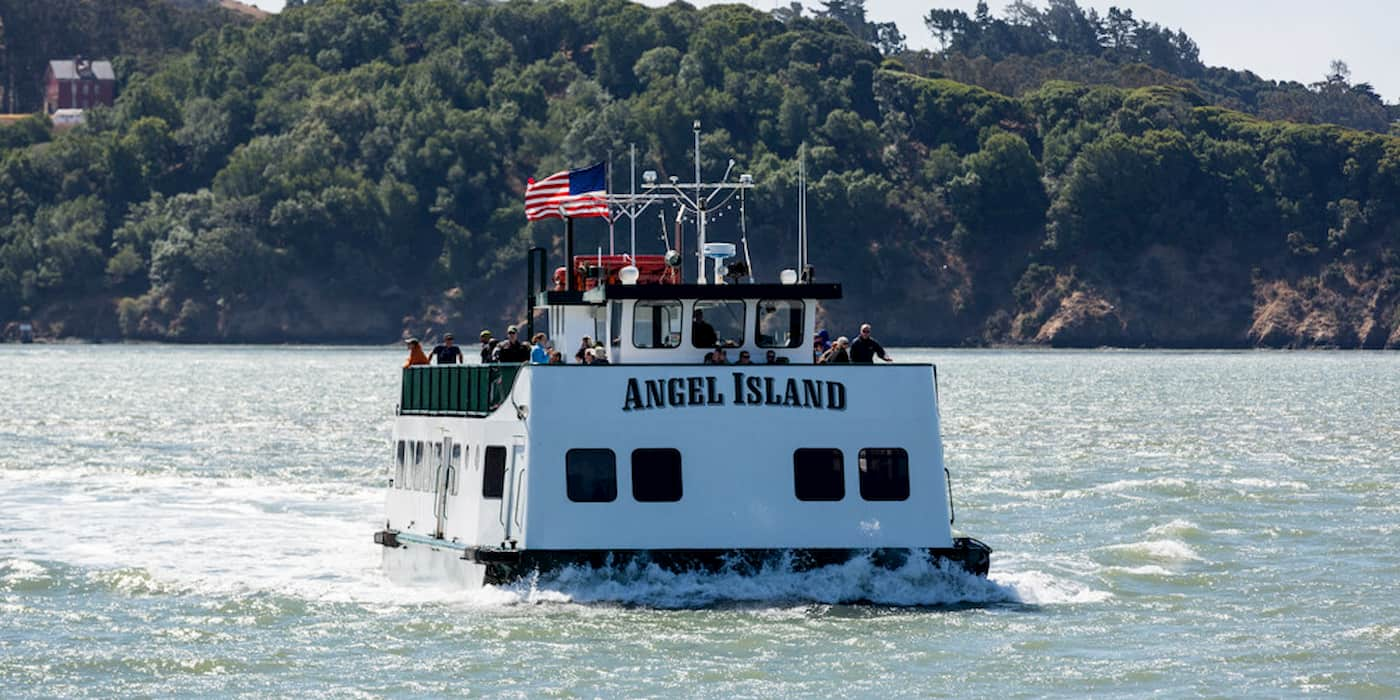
605 122 754 284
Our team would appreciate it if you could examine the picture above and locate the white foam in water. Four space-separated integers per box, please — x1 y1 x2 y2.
993 569 1113 605
479 553 1020 609
1 468 1095 611
1101 539 1202 563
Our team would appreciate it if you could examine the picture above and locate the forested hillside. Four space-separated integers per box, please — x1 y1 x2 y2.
2 0 1399 347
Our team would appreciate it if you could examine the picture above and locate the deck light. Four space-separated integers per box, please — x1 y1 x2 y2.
780 268 799 285
619 265 640 285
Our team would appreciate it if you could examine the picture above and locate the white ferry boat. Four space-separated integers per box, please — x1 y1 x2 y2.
375 138 990 587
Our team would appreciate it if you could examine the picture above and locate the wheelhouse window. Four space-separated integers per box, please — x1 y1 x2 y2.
483 445 507 499
631 449 682 502
414 441 427 491
691 300 745 348
634 300 682 348
859 448 910 501
566 449 617 502
449 444 463 495
794 448 845 501
757 300 804 348
394 440 406 488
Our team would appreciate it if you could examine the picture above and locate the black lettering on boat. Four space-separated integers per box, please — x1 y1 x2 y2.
687 377 705 405
667 378 685 406
732 373 746 405
645 380 665 408
623 378 645 411
746 376 764 404
827 381 846 411
802 380 823 409
763 377 782 405
706 376 723 405
783 378 801 406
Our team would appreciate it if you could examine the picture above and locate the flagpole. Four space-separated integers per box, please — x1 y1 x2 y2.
629 143 637 258
565 215 576 292
606 154 615 255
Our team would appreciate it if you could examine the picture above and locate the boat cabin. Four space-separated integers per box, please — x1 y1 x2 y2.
533 252 839 365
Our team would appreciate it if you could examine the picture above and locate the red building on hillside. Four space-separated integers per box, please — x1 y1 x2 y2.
43 58 115 113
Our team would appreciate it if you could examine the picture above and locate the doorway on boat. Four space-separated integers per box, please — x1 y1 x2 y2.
433 438 461 539
500 437 527 544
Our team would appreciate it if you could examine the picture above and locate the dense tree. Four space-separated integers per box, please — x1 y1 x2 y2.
0 0 1397 347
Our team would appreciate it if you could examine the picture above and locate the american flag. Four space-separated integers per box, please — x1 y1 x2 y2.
524 162 609 221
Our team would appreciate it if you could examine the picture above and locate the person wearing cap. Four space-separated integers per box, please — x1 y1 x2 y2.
493 325 531 363
813 328 832 362
591 346 610 365
479 329 497 363
820 337 851 364
848 323 892 363
403 337 430 368
430 332 462 364
530 332 549 364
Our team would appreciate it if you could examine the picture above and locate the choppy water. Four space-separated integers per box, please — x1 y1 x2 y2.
2 345 1398 697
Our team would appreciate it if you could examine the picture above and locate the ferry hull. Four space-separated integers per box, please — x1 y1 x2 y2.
378 530 990 586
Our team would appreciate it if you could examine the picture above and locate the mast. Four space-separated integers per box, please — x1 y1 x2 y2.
629 143 637 257
694 120 705 284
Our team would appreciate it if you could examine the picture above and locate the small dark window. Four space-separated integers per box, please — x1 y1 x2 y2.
794 448 845 501
483 445 507 499
566 449 617 502
632 449 682 502
859 448 909 501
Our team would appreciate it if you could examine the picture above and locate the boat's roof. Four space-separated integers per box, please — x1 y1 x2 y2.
540 283 842 306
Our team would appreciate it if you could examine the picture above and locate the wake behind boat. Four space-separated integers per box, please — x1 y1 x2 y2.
374 130 990 587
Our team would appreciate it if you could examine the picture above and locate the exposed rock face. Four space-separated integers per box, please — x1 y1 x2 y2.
1035 290 1127 347
1248 270 1400 349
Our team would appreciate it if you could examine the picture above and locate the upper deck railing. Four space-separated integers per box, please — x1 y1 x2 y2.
399 365 523 416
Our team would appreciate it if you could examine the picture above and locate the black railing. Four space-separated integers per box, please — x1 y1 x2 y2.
399 365 523 416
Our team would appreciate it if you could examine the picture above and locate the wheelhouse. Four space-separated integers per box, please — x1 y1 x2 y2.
536 278 841 366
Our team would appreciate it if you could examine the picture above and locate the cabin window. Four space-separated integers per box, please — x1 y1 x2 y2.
483 445 507 499
449 444 463 495
566 449 617 502
794 448 845 501
691 300 745 348
394 440 407 488
414 441 427 491
757 300 804 348
432 442 444 491
631 449 682 502
634 300 682 348
859 448 910 501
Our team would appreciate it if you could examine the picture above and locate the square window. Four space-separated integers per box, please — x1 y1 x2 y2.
483 445 507 499
566 449 617 502
632 448 682 502
794 448 844 501
859 448 909 501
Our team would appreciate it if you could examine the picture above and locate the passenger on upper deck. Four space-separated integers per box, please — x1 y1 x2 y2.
813 329 832 362
849 323 893 363
494 325 531 363
430 333 462 364
765 350 778 364
479 330 497 363
547 349 564 364
692 309 717 348
530 333 549 364
703 346 728 365
591 347 610 365
820 337 851 364
574 335 593 363
403 338 430 368
736 350 753 365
